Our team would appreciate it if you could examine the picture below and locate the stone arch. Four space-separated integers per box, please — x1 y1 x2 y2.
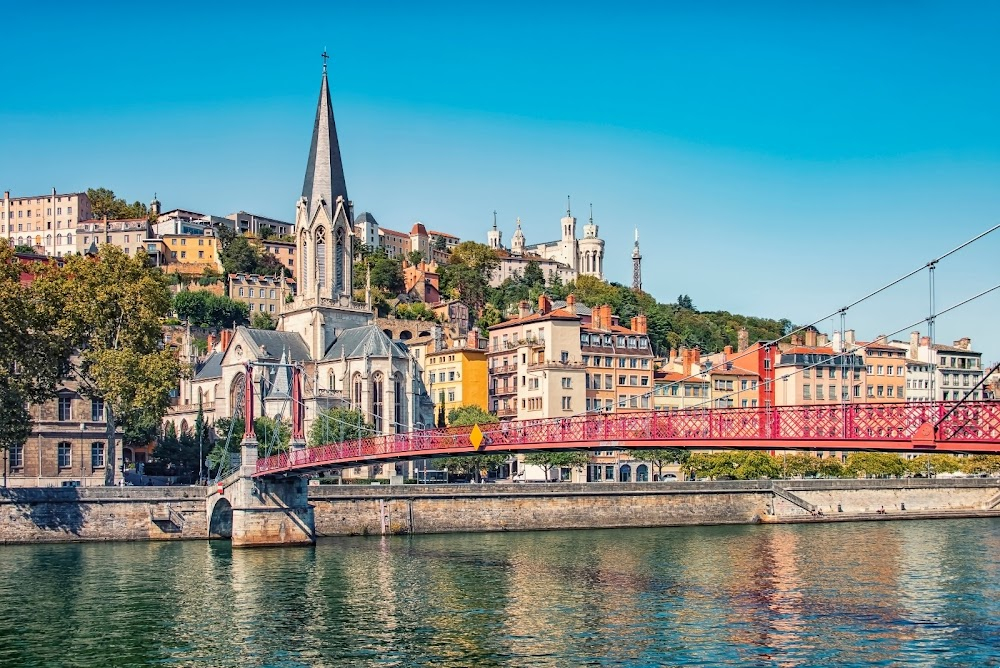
637 464 649 482
399 330 413 341
209 497 233 539
619 464 632 482
382 329 394 339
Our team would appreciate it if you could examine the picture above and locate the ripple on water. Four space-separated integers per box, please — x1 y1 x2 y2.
0 520 999 666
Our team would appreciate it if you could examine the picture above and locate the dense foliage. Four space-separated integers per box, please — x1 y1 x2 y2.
173 290 249 328
87 187 151 220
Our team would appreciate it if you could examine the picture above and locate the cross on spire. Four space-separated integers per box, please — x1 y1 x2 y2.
321 48 329 73
566 195 571 217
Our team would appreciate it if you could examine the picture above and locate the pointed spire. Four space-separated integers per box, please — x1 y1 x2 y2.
492 210 497 230
302 56 349 221
566 195 571 217
589 202 593 225
270 347 291 398
516 216 522 230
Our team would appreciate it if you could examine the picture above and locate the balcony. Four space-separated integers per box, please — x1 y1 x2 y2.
527 360 585 371
490 363 516 375
492 384 517 396
496 407 518 418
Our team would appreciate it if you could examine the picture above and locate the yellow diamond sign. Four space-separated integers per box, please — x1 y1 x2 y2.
470 424 485 450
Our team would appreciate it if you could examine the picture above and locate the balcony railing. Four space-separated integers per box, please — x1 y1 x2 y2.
527 360 585 371
490 364 516 375
492 385 517 396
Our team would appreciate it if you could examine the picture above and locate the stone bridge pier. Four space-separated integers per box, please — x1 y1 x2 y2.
206 440 315 548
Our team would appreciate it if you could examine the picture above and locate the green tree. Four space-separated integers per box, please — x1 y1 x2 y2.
433 235 448 252
478 303 502 329
439 241 499 315
816 458 846 478
395 302 439 321
250 312 277 330
173 290 249 328
961 455 1000 476
447 405 498 427
209 415 290 470
36 245 183 485
677 294 695 311
406 250 425 267
627 448 689 480
86 187 149 219
439 454 509 482
522 261 545 288
0 245 74 484
846 452 906 478
906 454 961 477
523 451 591 481
13 244 35 254
308 407 374 447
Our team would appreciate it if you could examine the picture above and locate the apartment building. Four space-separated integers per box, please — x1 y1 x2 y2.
226 211 293 237
774 332 867 405
856 337 908 402
76 218 151 256
424 333 488 425
581 305 655 413
229 273 296 317
260 238 296 280
2 189 93 257
161 232 222 276
888 332 984 402
487 295 585 421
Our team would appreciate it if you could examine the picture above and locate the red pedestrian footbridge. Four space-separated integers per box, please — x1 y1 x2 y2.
254 400 1000 477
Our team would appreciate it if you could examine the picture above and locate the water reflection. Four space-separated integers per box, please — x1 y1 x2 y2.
0 520 999 667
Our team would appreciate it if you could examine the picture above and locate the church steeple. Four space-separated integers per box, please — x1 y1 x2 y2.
301 58 349 221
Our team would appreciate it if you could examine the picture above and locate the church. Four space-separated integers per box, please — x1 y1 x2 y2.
487 201 605 287
171 61 436 461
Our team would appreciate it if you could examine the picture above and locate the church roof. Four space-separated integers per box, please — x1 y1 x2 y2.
323 324 407 361
240 327 313 362
355 211 378 225
302 69 349 220
193 352 223 380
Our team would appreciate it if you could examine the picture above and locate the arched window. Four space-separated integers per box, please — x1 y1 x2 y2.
66 233 72 245
329 371 336 391
371 372 384 434
636 464 649 482
352 373 363 412
334 227 345 294
300 233 309 294
231 372 246 416
315 226 326 291
394 375 405 432
45 234 52 246
56 233 64 246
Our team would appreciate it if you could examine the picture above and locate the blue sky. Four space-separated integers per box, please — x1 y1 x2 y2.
4 2 1000 360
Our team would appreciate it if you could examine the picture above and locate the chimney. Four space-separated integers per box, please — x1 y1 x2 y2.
538 294 550 315
876 334 887 345
631 314 647 334
518 300 530 319
682 348 692 375
724 345 732 359
910 331 920 359
804 329 817 348
737 328 749 353
846 329 856 345
670 348 678 362
920 336 931 347
592 306 602 330
220 328 233 352
817 333 829 347
955 337 971 350
566 293 576 315
207 333 216 352
791 334 802 346
602 305 613 329
693 347 701 364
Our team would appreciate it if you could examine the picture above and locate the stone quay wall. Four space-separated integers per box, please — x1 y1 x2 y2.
1 479 998 544
0 487 209 544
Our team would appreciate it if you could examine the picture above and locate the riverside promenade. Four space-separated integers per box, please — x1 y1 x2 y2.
1 478 998 544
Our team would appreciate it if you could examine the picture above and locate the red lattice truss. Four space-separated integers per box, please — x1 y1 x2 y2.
255 400 1000 476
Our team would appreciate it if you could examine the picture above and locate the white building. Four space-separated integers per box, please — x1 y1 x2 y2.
487 203 605 286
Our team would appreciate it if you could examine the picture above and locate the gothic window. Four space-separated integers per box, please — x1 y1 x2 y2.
231 372 247 416
329 371 336 391
315 226 326 291
300 233 309 294
394 375 404 432
352 373 363 412
371 372 384 434
334 227 345 295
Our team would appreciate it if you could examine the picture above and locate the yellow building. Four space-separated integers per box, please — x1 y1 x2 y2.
162 232 222 276
424 337 488 425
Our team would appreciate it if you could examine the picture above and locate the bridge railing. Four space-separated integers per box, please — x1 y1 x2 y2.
256 400 1000 474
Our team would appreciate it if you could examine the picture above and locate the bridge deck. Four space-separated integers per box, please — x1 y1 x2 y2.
256 401 1000 477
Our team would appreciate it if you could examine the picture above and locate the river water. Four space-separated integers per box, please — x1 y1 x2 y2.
1 520 999 667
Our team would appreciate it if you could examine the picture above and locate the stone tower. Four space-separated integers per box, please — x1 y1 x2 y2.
578 203 604 278
295 59 353 303
487 211 502 250
511 217 525 255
